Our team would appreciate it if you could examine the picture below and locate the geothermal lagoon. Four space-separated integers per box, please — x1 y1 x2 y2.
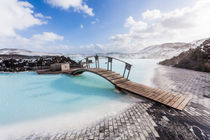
0 59 160 139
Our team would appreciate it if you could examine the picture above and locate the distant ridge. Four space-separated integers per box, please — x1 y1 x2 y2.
0 48 62 56
137 42 191 59
1 37 209 59
92 42 192 59
93 38 209 59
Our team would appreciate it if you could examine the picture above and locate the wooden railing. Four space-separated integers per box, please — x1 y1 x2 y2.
79 56 132 79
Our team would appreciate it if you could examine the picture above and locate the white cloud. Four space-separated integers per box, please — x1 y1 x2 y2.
105 0 210 53
45 0 94 16
0 0 48 37
0 0 64 53
80 24 84 29
142 9 161 20
31 32 63 43
124 16 147 32
0 32 64 52
35 13 52 19
77 44 104 54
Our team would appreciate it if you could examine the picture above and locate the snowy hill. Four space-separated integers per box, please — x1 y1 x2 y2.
0 38 208 59
159 38 210 72
99 39 209 59
0 48 62 56
94 43 192 59
137 43 191 59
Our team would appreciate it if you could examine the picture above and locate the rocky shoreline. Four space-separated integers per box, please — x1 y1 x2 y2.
159 38 210 72
0 55 79 72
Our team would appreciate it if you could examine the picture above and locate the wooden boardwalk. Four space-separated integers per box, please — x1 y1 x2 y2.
70 68 190 110
37 56 190 110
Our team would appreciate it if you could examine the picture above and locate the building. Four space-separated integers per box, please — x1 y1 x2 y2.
50 63 70 71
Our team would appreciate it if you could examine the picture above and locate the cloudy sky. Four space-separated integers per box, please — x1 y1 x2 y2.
0 0 210 54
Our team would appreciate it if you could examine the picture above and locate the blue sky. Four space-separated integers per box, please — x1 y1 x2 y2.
22 0 195 45
0 0 209 54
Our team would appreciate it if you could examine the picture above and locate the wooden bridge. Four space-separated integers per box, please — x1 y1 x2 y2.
37 56 190 110
69 56 190 110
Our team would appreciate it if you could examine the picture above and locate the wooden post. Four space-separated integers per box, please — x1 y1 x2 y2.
95 56 99 68
111 60 112 71
107 57 112 71
123 64 126 77
126 64 131 79
86 57 89 68
123 63 131 79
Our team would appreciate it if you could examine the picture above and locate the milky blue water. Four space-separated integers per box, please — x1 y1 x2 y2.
87 58 161 85
0 59 160 126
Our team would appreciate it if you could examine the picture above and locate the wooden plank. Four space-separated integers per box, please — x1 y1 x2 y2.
91 68 106 71
118 82 162 98
126 87 148 97
177 97 190 110
112 77 127 83
147 89 162 98
117 83 132 90
171 96 186 108
103 73 120 77
162 94 176 104
116 83 129 89
125 84 149 94
162 94 175 105
140 89 157 98
141 90 156 97
114 74 190 110
91 69 108 73
97 70 111 74
167 95 181 106
100 72 118 77
149 90 165 99
107 75 124 80
99 73 116 78
116 81 134 87
88 68 101 71
129 88 149 97
127 84 160 98
153 91 169 101
126 82 151 92
125 83 146 91
157 93 172 103
112 78 128 84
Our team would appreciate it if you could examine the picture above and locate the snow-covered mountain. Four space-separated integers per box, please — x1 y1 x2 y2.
92 43 192 59
1 37 208 59
98 39 209 59
136 42 191 59
159 38 210 72
0 48 62 56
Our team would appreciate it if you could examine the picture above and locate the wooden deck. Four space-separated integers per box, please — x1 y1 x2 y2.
70 68 190 110
37 67 190 110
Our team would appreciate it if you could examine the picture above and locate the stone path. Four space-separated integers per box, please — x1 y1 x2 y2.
23 66 210 140
153 66 210 109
